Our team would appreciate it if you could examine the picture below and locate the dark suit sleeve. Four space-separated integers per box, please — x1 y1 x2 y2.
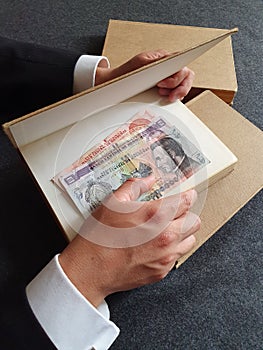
0 36 81 349
2 293 57 350
0 36 81 120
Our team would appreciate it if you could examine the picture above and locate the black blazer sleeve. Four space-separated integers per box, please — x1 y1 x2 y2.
0 36 81 120
0 36 81 349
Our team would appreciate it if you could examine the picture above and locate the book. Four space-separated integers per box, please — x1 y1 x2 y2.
3 28 245 263
4 89 263 267
102 20 238 104
51 90 237 219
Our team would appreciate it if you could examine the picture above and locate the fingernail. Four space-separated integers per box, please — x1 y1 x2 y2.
157 82 167 88
187 189 197 205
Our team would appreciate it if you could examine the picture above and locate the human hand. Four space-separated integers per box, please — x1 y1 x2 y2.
59 175 200 308
95 49 194 102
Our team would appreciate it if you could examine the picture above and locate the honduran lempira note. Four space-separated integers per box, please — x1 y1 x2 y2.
53 108 209 217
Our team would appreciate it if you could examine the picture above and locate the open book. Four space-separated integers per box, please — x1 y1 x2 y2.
51 90 237 219
3 27 238 243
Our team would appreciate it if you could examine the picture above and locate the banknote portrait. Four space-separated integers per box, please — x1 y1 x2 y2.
150 136 202 179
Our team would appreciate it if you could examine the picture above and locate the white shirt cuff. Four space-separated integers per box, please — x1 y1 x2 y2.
73 55 110 94
26 254 119 350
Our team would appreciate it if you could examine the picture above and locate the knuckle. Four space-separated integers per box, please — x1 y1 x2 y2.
136 52 147 61
152 211 164 225
180 190 197 210
153 271 169 282
179 193 192 211
156 230 174 247
159 254 175 266
146 205 165 225
177 235 196 256
145 205 158 221
136 50 167 64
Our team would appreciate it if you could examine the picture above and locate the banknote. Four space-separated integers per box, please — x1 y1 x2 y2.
58 107 210 216
100 116 210 202
59 150 141 217
52 109 157 187
58 111 172 190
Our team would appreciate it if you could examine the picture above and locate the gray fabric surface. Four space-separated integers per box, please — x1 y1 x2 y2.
0 1 262 349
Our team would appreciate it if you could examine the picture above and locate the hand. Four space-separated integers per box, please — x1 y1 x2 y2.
59 176 200 308
95 49 195 102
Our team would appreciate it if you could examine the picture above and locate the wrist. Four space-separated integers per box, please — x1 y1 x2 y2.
59 236 107 308
95 66 117 86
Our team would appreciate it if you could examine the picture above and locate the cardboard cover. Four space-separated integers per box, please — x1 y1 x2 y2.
102 20 238 104
177 91 263 266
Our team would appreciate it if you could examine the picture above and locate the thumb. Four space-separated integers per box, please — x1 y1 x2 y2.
112 49 170 78
113 175 156 202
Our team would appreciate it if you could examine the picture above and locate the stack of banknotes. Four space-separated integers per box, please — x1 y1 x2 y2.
53 108 209 217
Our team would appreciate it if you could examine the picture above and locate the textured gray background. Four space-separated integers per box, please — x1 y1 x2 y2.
0 1 262 349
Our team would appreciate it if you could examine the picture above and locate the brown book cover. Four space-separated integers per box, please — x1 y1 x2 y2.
102 19 238 104
178 90 263 265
